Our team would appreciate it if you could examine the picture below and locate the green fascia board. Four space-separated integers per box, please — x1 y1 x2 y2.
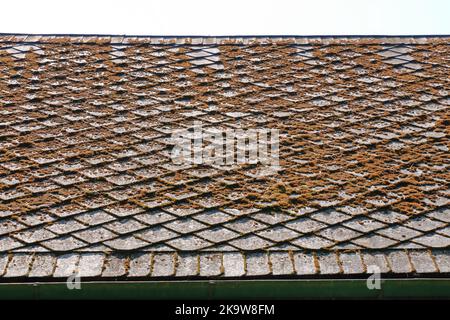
0 279 449 300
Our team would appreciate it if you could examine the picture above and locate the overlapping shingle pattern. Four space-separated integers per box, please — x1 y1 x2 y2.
0 36 448 277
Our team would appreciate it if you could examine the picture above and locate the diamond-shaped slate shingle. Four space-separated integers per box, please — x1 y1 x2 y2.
0 35 449 280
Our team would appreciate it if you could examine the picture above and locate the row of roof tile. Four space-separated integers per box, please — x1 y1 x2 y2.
1 249 449 279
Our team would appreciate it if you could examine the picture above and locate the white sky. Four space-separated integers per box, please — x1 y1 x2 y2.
1 0 449 36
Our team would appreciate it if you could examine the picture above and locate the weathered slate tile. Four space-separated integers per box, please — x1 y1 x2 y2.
433 250 450 273
362 252 390 273
77 253 105 277
317 252 341 274
223 252 245 277
152 253 175 277
175 253 198 277
0 254 10 276
54 253 79 278
128 253 151 277
293 252 317 275
387 251 412 273
102 254 127 277
29 254 56 277
409 251 437 273
270 252 294 275
4 254 33 277
246 252 270 276
199 253 222 276
339 252 364 274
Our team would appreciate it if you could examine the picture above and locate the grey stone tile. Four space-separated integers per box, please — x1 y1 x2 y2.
42 236 86 251
152 253 175 276
270 252 294 275
0 219 25 235
105 218 146 234
197 227 239 243
54 253 79 277
405 217 445 232
77 253 105 277
175 253 199 276
293 252 316 275
29 254 56 277
252 212 292 225
246 252 270 276
165 218 207 234
437 226 450 237
413 234 450 247
230 235 272 250
13 227 56 244
257 226 299 242
136 226 178 243
223 252 245 277
377 226 422 241
168 235 212 250
102 254 127 277
370 210 409 224
311 209 351 224
343 217 386 233
0 236 23 251
433 250 450 273
105 235 149 250
74 226 117 244
46 219 86 235
362 253 390 273
225 218 267 234
194 210 232 225
128 253 152 277
387 251 412 273
200 253 222 276
134 210 175 225
352 235 397 249
285 217 327 233
291 235 334 249
17 212 55 227
339 252 364 274
409 251 437 273
319 226 361 242
427 207 450 222
0 254 9 276
75 210 115 226
317 253 341 274
4 254 33 277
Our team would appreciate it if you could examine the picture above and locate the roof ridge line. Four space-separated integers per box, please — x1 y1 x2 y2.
0 34 449 45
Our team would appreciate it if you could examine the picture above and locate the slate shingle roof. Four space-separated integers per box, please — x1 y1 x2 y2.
0 35 449 279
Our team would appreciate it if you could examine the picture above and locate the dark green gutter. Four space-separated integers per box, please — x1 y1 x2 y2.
0 279 449 299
